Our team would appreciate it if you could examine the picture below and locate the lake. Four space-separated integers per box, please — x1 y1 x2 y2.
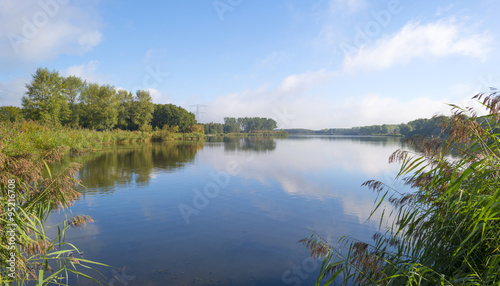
47 136 405 285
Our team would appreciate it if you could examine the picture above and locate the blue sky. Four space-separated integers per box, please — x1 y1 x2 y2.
1 0 499 128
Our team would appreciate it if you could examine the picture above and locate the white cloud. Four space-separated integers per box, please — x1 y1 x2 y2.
204 70 337 126
201 138 399 224
0 0 102 62
63 60 101 83
343 19 492 72
77 30 103 51
201 68 486 128
279 70 336 94
337 95 450 126
145 88 170 104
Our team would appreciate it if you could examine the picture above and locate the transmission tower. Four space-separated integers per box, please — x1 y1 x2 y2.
190 104 207 121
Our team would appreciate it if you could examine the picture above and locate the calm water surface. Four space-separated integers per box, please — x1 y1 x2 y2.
48 136 404 285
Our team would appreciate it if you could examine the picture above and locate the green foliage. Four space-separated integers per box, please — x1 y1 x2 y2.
187 124 204 134
285 117 445 137
151 125 179 142
130 90 155 131
0 120 113 284
151 124 206 142
0 106 23 122
223 117 277 133
79 83 119 130
402 117 445 137
223 117 240 133
398 123 412 136
22 68 70 124
203 122 224 134
152 104 196 132
303 91 500 285
115 89 134 130
237 117 277 132
19 67 161 132
0 121 150 158
62 76 86 127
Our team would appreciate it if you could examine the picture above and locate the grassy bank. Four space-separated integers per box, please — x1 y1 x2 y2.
1 121 206 157
1 120 151 156
150 125 205 142
211 130 289 137
0 120 119 284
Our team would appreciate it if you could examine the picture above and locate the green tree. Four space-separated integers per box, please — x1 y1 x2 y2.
62 75 86 127
115 89 134 130
398 123 412 136
152 104 173 129
152 104 196 132
262 118 278 131
233 117 278 132
22 67 69 123
130 90 154 131
223 117 240 133
176 107 196 132
79 83 119 130
203 122 224 134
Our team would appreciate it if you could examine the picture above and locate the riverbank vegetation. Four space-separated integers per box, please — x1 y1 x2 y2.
0 118 207 283
0 120 112 285
5 67 295 141
15 67 201 135
301 91 500 285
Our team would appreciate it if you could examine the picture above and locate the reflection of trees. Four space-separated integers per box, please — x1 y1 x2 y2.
64 142 203 195
219 137 277 152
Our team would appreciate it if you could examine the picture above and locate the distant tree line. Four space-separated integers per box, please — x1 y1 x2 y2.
284 116 447 138
203 122 224 134
202 117 278 134
1 67 198 132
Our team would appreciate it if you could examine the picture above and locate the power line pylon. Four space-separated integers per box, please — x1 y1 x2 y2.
190 104 207 121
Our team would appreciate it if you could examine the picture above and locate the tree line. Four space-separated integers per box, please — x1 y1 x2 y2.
203 117 278 134
284 116 447 138
1 67 197 132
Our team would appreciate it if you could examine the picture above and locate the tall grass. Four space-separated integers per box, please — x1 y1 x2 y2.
0 121 150 284
302 90 500 285
151 125 205 142
1 120 150 157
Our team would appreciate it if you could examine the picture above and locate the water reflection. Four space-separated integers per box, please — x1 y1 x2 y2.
206 136 277 152
59 142 204 194
201 136 404 225
49 136 407 285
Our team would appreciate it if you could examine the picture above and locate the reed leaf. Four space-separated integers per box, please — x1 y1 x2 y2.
303 91 500 285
